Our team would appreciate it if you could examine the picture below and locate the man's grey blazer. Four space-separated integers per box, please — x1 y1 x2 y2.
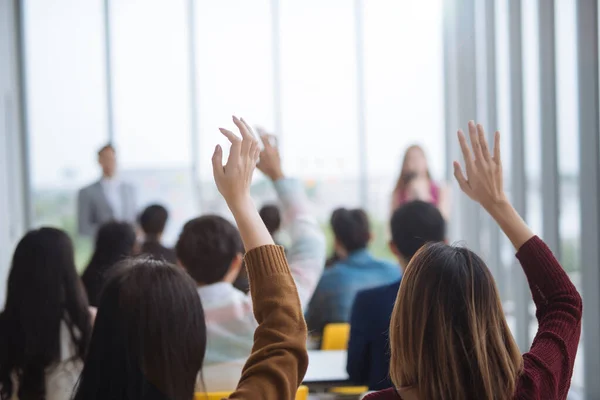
77 180 137 237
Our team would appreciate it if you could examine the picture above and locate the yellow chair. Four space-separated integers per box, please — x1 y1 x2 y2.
321 323 368 396
321 322 350 350
195 385 308 400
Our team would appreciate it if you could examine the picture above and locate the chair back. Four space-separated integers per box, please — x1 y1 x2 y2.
321 322 350 350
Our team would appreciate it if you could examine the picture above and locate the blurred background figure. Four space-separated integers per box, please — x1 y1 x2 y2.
0 228 92 400
77 144 137 238
306 208 400 334
391 145 448 219
259 204 282 240
81 221 137 307
138 204 176 264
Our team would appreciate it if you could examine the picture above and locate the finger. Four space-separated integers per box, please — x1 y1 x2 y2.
253 147 261 163
468 120 484 163
457 130 474 172
453 161 470 192
260 134 274 150
477 124 492 162
493 131 501 164
211 145 224 179
232 116 250 139
219 128 241 145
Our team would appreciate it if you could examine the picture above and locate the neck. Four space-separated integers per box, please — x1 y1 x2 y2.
145 234 162 242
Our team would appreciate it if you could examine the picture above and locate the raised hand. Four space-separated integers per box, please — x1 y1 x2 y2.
453 120 507 211
212 116 261 207
453 120 533 249
256 128 284 181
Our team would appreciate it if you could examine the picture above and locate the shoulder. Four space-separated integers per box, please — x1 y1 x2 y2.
79 181 100 194
356 281 401 309
363 388 399 399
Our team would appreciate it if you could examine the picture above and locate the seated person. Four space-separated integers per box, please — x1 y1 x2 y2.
347 201 446 390
81 221 137 307
176 131 325 364
259 204 281 239
138 204 176 263
306 208 401 333
73 115 310 400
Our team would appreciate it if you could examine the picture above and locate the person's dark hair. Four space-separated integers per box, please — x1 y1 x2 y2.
0 228 92 400
390 200 446 261
73 258 206 400
98 143 115 156
259 205 281 236
330 208 371 253
82 221 137 307
176 215 243 285
139 204 169 238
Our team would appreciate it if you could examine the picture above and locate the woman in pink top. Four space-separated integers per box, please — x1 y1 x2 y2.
391 145 449 218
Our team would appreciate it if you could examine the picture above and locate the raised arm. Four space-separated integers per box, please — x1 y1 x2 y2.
454 121 583 400
257 131 326 309
212 117 308 400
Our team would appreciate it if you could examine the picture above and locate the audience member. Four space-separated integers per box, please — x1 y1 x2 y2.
259 204 281 237
77 144 137 237
0 228 92 400
73 116 310 400
305 208 400 333
347 201 445 390
82 221 137 307
138 204 176 263
176 124 325 364
391 145 448 218
364 122 582 399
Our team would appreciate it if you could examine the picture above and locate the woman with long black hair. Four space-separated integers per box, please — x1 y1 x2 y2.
0 228 92 400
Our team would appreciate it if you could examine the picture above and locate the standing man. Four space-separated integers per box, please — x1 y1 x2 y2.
77 144 137 237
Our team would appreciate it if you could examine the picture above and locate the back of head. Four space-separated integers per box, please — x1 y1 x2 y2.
390 200 446 262
330 208 370 253
176 215 243 285
139 204 169 238
389 243 522 399
82 221 137 306
0 228 91 400
73 258 206 400
259 204 282 236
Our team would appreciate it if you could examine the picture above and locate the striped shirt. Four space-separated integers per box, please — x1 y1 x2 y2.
198 178 326 365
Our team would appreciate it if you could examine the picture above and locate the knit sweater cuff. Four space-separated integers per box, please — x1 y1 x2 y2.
244 245 291 281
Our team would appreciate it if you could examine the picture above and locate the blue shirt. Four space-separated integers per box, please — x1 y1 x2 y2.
347 280 401 390
305 249 401 333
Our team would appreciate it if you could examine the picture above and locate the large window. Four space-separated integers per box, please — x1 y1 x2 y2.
23 1 446 263
24 0 108 265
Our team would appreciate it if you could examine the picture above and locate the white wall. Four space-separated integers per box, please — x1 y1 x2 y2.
0 0 28 308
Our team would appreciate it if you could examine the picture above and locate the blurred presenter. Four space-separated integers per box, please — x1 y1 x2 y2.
77 144 137 237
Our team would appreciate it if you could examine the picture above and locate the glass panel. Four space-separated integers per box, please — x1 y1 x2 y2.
556 0 583 393
23 0 107 266
363 0 444 260
279 0 360 220
194 0 274 216
110 0 195 244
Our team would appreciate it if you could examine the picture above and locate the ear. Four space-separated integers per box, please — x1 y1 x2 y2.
223 253 244 284
388 240 400 258
368 231 374 244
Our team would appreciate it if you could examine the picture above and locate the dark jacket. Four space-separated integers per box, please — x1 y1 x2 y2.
347 280 401 390
141 240 177 264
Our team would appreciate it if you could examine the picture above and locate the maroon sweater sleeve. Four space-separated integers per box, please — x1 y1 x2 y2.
515 236 583 400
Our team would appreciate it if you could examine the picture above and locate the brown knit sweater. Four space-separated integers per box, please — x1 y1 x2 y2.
228 245 309 400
